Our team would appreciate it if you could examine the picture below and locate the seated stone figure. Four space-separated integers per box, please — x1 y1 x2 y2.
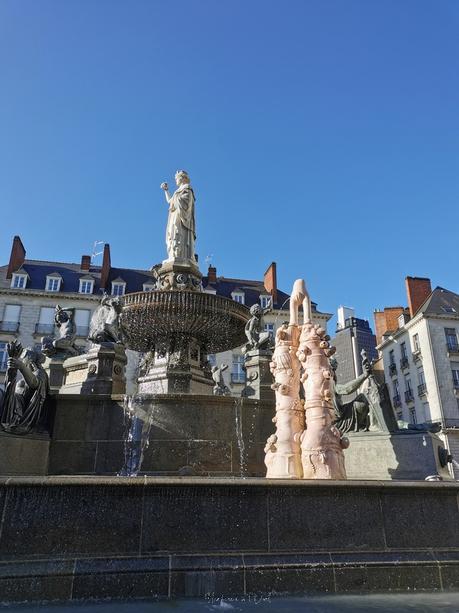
88 294 124 344
0 340 49 434
41 305 79 357
330 355 372 434
242 301 273 354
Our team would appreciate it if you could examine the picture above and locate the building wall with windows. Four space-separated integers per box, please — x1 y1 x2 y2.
377 279 459 478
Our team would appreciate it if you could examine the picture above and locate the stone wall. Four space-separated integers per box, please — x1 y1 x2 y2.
0 477 457 603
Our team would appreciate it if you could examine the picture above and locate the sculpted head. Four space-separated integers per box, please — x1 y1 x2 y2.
175 170 190 186
250 304 262 317
22 347 45 369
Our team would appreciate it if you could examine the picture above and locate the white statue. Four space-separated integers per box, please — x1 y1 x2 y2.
160 170 196 262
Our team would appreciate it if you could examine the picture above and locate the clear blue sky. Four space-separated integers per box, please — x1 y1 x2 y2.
1 0 458 326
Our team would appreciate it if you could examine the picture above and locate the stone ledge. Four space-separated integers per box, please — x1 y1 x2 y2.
0 551 457 604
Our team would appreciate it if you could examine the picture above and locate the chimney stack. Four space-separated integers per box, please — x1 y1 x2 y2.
100 244 111 290
7 235 26 279
264 262 278 306
80 255 91 271
207 265 217 284
374 306 407 345
405 276 432 317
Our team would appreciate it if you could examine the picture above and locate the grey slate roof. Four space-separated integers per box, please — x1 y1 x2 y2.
417 287 459 317
0 259 328 316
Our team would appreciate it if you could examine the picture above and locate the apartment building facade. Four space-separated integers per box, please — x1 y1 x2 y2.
376 277 459 478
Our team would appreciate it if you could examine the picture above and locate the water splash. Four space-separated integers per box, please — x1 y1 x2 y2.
234 398 246 477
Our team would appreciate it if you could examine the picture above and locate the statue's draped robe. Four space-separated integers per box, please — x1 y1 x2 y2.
0 367 48 434
166 183 196 260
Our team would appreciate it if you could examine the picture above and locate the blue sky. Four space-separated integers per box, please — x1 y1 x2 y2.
1 0 458 326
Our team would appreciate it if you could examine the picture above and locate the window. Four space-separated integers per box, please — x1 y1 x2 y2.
445 328 459 352
232 292 245 304
409 407 417 425
393 380 400 395
1 304 21 332
231 354 245 383
46 276 61 292
207 354 217 367
389 350 395 366
401 342 407 359
11 274 26 289
413 333 420 352
79 279 94 294
143 283 155 292
0 342 7 371
260 295 271 309
405 377 413 394
111 282 126 296
264 323 274 339
441 306 456 314
452 369 459 389
75 309 91 337
36 307 55 335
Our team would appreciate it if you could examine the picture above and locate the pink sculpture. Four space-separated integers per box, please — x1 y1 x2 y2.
265 279 349 480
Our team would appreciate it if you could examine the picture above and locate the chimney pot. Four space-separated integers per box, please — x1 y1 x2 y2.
405 276 432 317
207 265 217 284
100 244 111 290
80 255 91 271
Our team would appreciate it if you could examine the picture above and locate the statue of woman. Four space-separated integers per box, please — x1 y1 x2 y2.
0 342 49 434
160 170 196 261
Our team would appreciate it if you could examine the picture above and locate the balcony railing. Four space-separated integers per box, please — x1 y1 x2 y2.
400 357 409 370
35 323 55 335
393 395 402 408
389 363 397 376
412 349 422 362
404 390 414 403
0 321 19 333
418 383 427 397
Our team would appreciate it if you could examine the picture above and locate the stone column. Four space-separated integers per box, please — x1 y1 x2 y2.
298 315 349 480
264 323 304 479
242 348 274 401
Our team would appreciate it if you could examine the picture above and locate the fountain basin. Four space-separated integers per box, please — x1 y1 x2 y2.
122 290 250 353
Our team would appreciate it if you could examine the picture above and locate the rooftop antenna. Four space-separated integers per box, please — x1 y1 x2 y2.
91 240 105 263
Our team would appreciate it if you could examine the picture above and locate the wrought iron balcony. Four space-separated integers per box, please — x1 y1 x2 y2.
404 390 414 403
35 323 55 335
412 349 422 362
0 321 19 333
392 394 402 408
418 383 427 397
389 363 397 376
400 356 409 370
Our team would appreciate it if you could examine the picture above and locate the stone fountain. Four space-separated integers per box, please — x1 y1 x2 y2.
0 170 457 605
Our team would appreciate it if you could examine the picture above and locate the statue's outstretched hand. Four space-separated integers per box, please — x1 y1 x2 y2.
160 182 168 191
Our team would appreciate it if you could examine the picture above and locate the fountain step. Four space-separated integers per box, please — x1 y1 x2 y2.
0 477 458 603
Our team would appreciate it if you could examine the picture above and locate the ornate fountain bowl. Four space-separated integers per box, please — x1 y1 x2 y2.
121 290 250 354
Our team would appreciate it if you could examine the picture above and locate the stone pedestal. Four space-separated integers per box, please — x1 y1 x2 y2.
60 344 127 396
137 345 212 395
43 356 66 392
344 430 453 480
242 349 274 402
156 258 202 291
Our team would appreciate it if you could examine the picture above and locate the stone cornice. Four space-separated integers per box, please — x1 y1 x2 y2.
0 288 100 303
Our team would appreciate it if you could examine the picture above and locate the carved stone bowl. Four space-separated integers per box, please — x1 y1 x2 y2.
121 291 250 354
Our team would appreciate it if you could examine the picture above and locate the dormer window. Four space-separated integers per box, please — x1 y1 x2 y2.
46 274 62 292
260 295 271 309
232 291 245 304
143 283 156 292
11 273 27 289
79 278 94 294
111 281 126 296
